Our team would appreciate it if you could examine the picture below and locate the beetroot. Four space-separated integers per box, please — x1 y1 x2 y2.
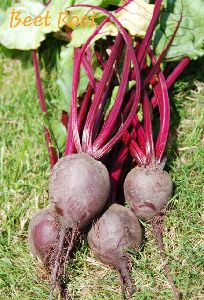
124 166 181 299
124 166 173 221
88 204 142 299
28 207 61 266
45 153 110 298
49 152 110 229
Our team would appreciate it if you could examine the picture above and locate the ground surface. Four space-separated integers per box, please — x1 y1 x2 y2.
0 52 204 300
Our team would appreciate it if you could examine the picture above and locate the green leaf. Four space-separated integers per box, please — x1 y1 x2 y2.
43 0 103 32
0 0 46 50
0 0 104 50
104 85 119 120
101 0 122 6
94 66 103 80
113 0 154 37
57 46 89 113
68 0 103 18
70 0 154 47
69 25 95 48
0 9 5 23
42 0 72 34
51 121 67 153
153 0 204 61
0 0 154 51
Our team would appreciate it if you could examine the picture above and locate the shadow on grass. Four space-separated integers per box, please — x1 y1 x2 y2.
165 57 204 172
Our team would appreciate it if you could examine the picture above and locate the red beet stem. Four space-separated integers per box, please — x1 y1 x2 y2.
64 107 75 155
95 51 106 69
143 14 182 89
118 90 147 158
137 0 163 68
151 57 190 107
149 50 170 162
82 33 125 153
71 5 141 159
79 50 96 90
93 48 131 150
78 85 93 135
32 50 58 168
65 49 79 155
166 57 190 88
70 16 110 154
123 131 146 166
110 145 129 203
65 87 94 156
142 91 155 164
132 116 147 155
69 18 109 154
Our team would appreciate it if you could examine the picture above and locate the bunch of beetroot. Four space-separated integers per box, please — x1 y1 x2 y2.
28 1 190 299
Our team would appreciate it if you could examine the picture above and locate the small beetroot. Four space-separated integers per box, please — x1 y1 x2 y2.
124 165 173 221
88 204 143 299
124 166 181 299
28 206 61 267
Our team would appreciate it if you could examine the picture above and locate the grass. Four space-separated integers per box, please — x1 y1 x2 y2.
0 52 204 300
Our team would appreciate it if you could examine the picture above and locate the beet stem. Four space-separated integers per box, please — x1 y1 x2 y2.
123 131 146 166
32 50 58 168
151 57 190 107
152 217 181 300
132 116 147 155
68 18 108 153
149 50 170 162
137 0 163 68
80 50 96 90
93 48 131 151
110 145 129 204
71 5 141 159
78 85 93 135
143 14 182 89
65 106 75 155
166 57 190 89
142 91 155 165
82 33 124 153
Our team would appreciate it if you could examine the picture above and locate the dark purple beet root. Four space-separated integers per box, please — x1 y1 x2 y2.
28 207 78 300
28 206 60 265
124 166 173 221
49 153 110 229
88 204 143 299
124 167 181 299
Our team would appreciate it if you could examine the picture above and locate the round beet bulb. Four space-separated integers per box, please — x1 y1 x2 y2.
49 153 110 229
88 204 143 298
124 166 173 221
28 206 61 264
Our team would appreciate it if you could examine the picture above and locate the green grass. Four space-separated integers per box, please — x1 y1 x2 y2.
0 53 204 300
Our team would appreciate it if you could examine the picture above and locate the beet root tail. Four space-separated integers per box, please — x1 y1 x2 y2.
152 216 181 300
60 228 80 299
49 227 66 300
119 264 135 300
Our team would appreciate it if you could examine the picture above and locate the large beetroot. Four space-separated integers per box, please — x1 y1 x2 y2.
88 204 143 299
49 152 110 229
46 152 110 298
